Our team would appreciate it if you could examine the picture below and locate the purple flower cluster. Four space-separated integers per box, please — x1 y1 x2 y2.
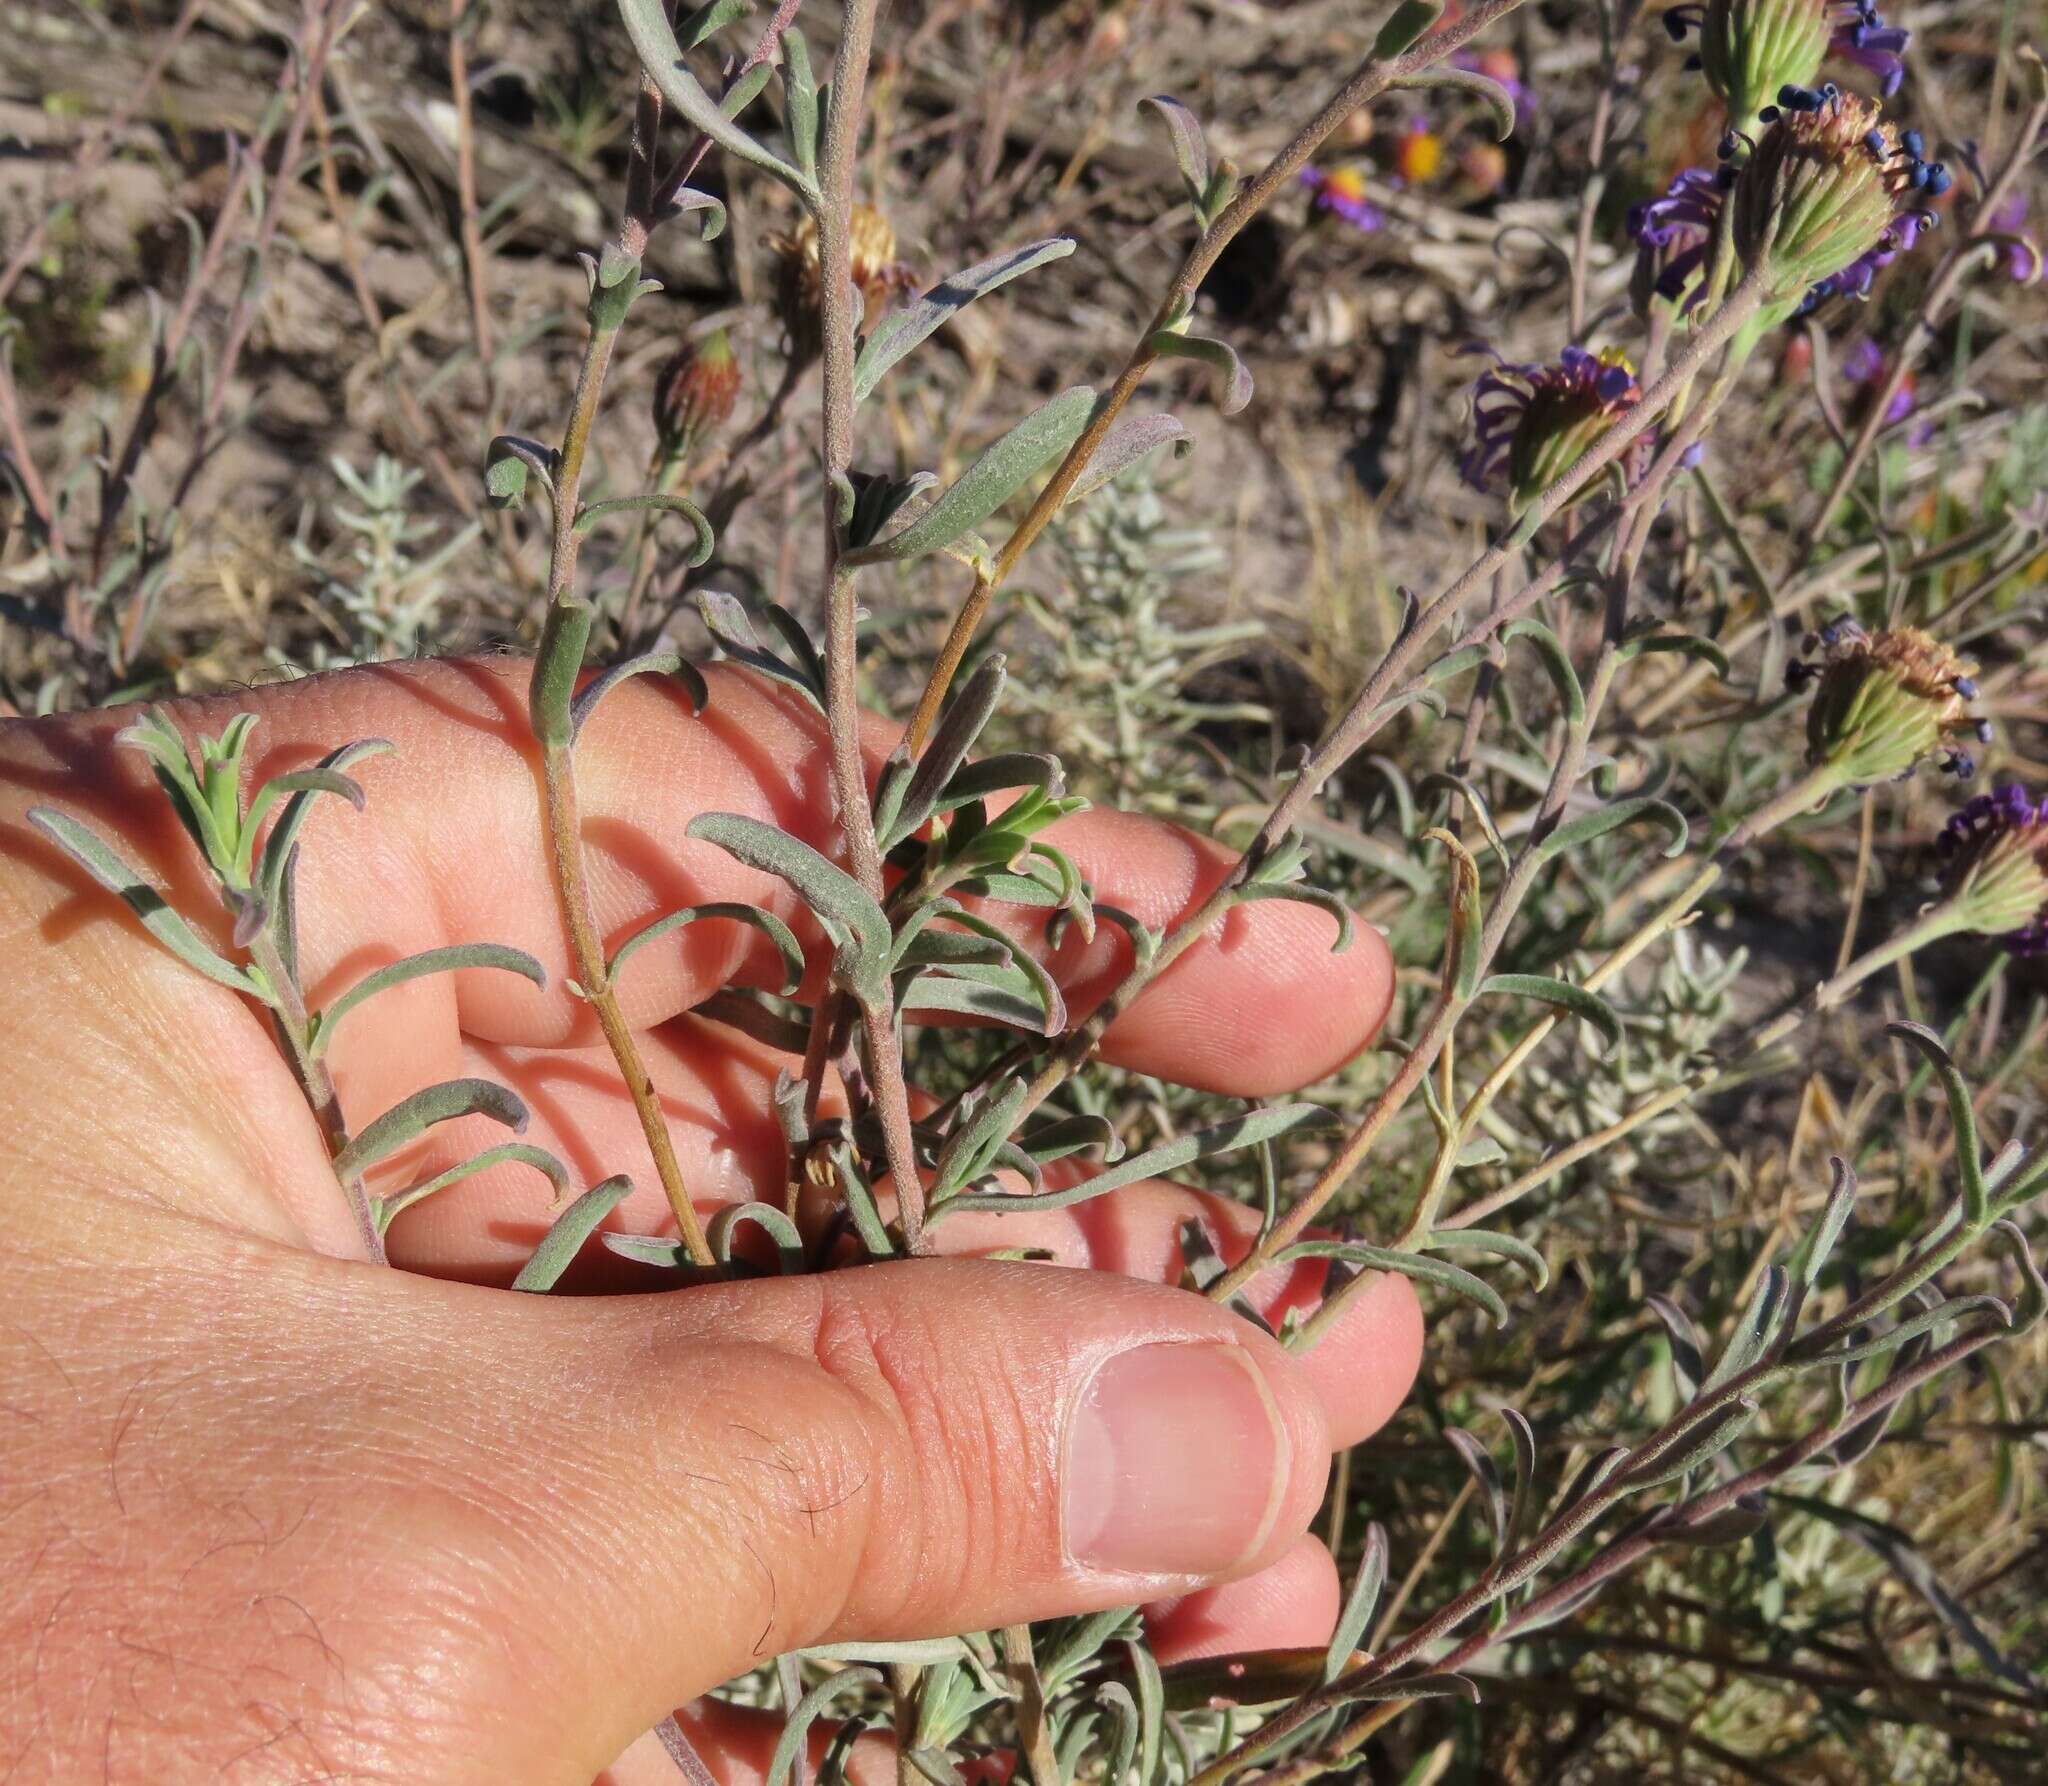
1939 786 2048 955
1298 165 1382 234
1828 0 1909 96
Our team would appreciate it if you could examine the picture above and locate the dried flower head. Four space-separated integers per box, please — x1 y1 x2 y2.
1628 166 1723 316
1789 618 1990 784
651 327 740 456
1299 164 1382 233
1665 0 1908 128
1731 91 1942 304
1461 345 1649 515
771 204 916 362
1936 787 2048 952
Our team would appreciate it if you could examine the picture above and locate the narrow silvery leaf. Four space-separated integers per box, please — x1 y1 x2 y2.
931 1077 1038 1198
331 1078 529 1181
1502 619 1585 726
693 590 824 706
894 930 1012 971
1445 1428 1508 1556
900 971 1052 1034
1501 1408 1538 1557
617 0 814 196
934 1105 1337 1217
1325 1523 1387 1682
1990 1219 2047 1333
375 1142 572 1231
1480 973 1623 1054
707 1201 805 1276
257 738 396 912
1335 1673 1478 1707
1138 95 1210 202
610 901 806 994
852 387 1100 563
27 808 263 996
1425 1228 1550 1291
1270 1240 1508 1328
1097 1682 1139 1786
1529 796 1689 868
1018 1113 1123 1167
511 1175 633 1292
312 944 546 1058
1617 629 1731 679
570 650 710 738
600 1232 700 1269
1625 1397 1758 1488
675 0 753 51
1646 1293 1706 1398
1558 1445 1631 1513
1124 1638 1165 1786
932 753 1065 814
1145 327 1252 415
765 1668 883 1786
854 239 1077 403
1066 414 1190 505
694 989 813 1054
1390 65 1517 141
686 813 890 995
1887 1021 1989 1227
1703 1265 1789 1391
664 185 726 242
758 604 828 696
887 655 1007 846
1374 0 1445 59
915 906 1065 1033
1790 1155 1859 1290
1669 1495 1769 1547
1233 882 1354 953
781 26 819 179
1805 1293 2010 1368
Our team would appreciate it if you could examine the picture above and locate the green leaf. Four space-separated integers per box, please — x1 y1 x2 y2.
933 1105 1337 1217
854 239 1076 403
1138 94 1210 207
850 388 1100 563
27 807 262 996
572 493 715 564
1788 1155 1859 1290
1528 795 1689 869
930 753 1066 814
375 1143 572 1232
531 599 596 749
765 1670 883 1786
617 0 814 197
1624 1397 1759 1488
312 944 547 1058
884 654 1008 847
1617 629 1731 680
1502 619 1584 726
1233 881 1354 953
1374 0 1444 60
1888 1021 1989 1227
1424 1227 1550 1291
707 1201 806 1276
1145 326 1252 415
610 901 805 994
693 590 824 707
1065 413 1192 505
901 969 1057 1035
511 1175 634 1291
571 650 711 738
686 813 891 999
1277 1241 1508 1327
676 0 753 52
1703 1265 1789 1392
256 738 396 917
1480 972 1623 1054
1389 65 1517 141
331 1078 529 1182
1804 1293 2011 1369
781 27 819 179
1325 1522 1387 1681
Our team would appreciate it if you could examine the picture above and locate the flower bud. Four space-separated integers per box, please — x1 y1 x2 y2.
1936 787 2048 952
770 203 915 362
1460 346 1650 516
651 327 739 456
1789 619 1989 785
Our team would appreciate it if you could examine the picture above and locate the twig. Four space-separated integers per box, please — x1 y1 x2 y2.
448 0 497 421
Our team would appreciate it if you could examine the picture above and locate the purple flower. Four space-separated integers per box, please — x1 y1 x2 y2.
1460 345 1649 513
1829 0 1908 96
1299 165 1382 234
1989 193 2042 282
1938 787 2048 954
1797 203 1934 311
1628 166 1722 312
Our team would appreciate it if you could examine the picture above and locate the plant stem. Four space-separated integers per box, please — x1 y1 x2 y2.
247 928 385 1263
899 0 1539 753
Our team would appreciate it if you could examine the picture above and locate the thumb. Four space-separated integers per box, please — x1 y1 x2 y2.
405 1259 1331 1782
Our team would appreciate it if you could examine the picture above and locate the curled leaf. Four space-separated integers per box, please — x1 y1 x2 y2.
511 1175 634 1291
375 1142 573 1232
333 1077 529 1181
610 901 806 994
1480 972 1622 1054
1145 326 1252 416
313 944 546 1057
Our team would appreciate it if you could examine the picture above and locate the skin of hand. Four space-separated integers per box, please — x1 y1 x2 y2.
0 659 1422 1786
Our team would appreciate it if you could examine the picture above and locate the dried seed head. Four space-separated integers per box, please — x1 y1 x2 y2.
1936 787 2048 953
1789 620 1989 785
1732 91 1936 302
770 204 916 362
651 327 740 456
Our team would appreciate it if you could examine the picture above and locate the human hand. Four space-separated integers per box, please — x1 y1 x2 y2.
0 660 1420 1785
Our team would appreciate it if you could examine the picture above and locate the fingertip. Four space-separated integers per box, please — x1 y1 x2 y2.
1144 1533 1341 1662
1287 1269 1424 1449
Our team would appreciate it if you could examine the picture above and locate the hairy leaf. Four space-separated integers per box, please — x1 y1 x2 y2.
1325 1522 1387 1682
854 239 1076 402
1145 327 1252 415
313 944 546 1058
1280 1241 1507 1327
332 1078 529 1181
687 813 890 998
1480 972 1623 1053
375 1143 572 1232
610 901 806 994
570 649 711 738
511 1175 634 1291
